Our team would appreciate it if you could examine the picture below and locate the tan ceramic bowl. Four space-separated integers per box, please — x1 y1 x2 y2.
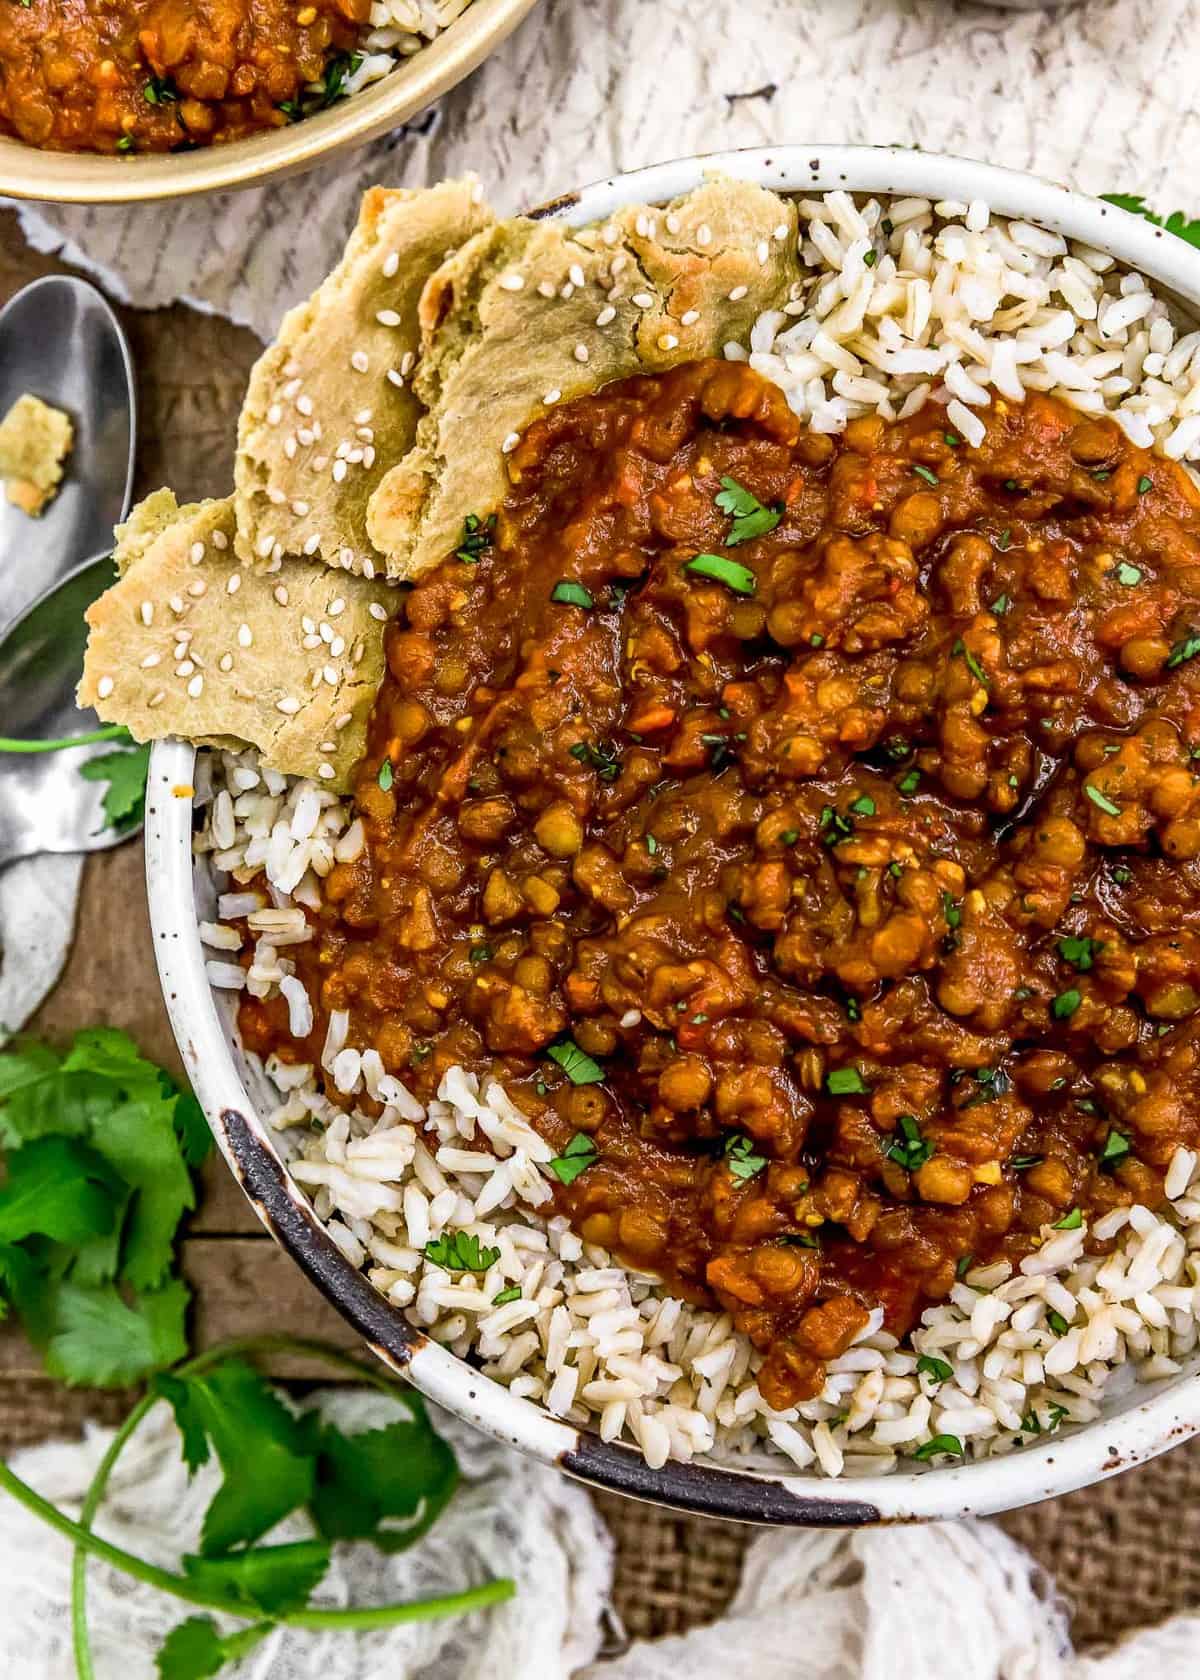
0 0 539 205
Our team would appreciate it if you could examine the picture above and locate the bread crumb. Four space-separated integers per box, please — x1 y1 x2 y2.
0 393 74 517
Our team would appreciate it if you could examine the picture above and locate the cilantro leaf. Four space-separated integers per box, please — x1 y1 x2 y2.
423 1230 501 1272
154 1359 316 1555
0 1136 121 1246
84 1086 196 1290
79 742 150 833
724 1133 767 1182
306 1405 458 1553
156 1616 271 1680
547 1131 599 1186
714 476 783 545
545 1039 604 1085
181 1539 331 1615
42 1276 190 1387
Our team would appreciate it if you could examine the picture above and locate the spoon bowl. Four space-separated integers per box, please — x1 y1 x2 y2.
0 552 138 868
0 276 135 635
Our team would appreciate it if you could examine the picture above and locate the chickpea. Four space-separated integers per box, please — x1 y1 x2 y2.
481 867 523 923
1069 419 1120 465
843 414 886 455
1023 1157 1074 1205
534 801 584 857
564 1086 609 1131
617 1207 669 1261
914 1156 974 1205
1119 635 1170 680
512 955 553 995
888 492 943 551
658 1055 713 1111
523 874 562 915
750 1244 813 1296
457 796 516 843
388 697 431 745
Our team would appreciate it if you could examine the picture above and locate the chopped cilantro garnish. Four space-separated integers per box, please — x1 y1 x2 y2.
685 553 757 596
1099 1129 1132 1169
916 1353 953 1384
424 1231 500 1272
454 512 496 563
724 1133 767 1182
779 828 800 846
545 1040 604 1085
826 1066 869 1096
1058 935 1102 972
493 1286 523 1306
1053 1206 1083 1230
990 592 1010 614
886 1114 934 1173
849 794 876 817
1137 475 1153 495
955 1253 974 1280
551 580 594 609
377 760 394 792
1084 783 1122 817
569 738 622 782
714 476 783 546
1167 631 1200 669
547 1131 599 1185
912 463 939 487
1051 989 1082 1020
942 891 962 930
1047 1309 1071 1335
1114 561 1142 587
897 769 921 795
468 944 492 963
951 637 988 687
913 1434 964 1461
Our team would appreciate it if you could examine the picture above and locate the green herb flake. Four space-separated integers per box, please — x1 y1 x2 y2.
645 833 659 855
995 530 1012 552
80 742 151 833
1053 1206 1084 1230
377 759 394 792
1058 935 1103 972
779 828 800 846
916 1353 953 1385
912 463 939 487
886 1113 935 1173
1047 1309 1071 1335
725 1133 768 1183
942 891 962 930
913 1433 965 1462
990 592 1010 615
956 1253 974 1280
454 511 496 564
713 476 784 546
826 1066 869 1096
547 1131 599 1186
1137 475 1153 495
493 1286 522 1306
423 1231 501 1273
849 794 876 817
1114 561 1143 587
1166 631 1200 669
1099 1129 1132 1169
951 637 989 687
468 944 492 964
569 738 622 782
685 553 757 596
897 769 921 795
1051 988 1082 1020
1084 783 1122 817
1010 1155 1043 1171
551 580 595 609
546 1040 605 1086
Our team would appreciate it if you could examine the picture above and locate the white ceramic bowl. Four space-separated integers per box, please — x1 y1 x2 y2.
147 145 1200 1523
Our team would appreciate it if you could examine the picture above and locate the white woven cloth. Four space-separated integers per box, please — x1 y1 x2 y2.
13 0 1200 341
2 1393 1199 1680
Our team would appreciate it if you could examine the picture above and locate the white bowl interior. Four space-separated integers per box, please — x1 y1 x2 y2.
147 145 1200 1521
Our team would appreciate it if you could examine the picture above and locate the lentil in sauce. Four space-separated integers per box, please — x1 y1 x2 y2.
241 358 1200 1410
0 0 369 153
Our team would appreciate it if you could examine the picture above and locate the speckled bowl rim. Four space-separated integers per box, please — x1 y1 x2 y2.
147 144 1200 1525
0 0 540 206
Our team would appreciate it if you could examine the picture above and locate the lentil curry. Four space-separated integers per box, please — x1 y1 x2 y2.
241 357 1200 1411
0 0 370 153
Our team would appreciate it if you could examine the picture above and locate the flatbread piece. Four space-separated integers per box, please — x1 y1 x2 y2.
234 178 493 580
0 392 73 516
80 493 401 789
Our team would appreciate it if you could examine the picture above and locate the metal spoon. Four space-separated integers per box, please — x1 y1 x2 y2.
0 552 138 868
0 276 135 635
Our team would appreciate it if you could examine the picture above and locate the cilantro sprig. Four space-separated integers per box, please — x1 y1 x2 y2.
0 727 149 835
714 476 783 545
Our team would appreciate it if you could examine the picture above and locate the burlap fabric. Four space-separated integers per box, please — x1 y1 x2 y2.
2 211 1198 1659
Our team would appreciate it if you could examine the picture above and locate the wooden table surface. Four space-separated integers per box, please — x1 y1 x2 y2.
4 209 1200 1655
